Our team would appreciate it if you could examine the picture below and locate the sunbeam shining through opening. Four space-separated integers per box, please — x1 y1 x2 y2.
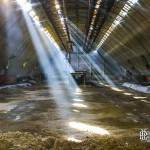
16 0 83 121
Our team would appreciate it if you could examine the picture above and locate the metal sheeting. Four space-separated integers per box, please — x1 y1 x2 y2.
99 0 150 74
0 0 149 77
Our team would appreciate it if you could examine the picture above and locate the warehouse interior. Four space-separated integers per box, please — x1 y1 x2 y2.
0 0 150 149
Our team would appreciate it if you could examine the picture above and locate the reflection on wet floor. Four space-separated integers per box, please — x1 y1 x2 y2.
0 84 150 145
68 121 110 135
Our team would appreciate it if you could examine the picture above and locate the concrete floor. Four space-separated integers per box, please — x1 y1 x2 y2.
0 84 150 149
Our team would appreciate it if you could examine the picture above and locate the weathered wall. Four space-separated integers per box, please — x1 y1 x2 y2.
100 0 150 76
0 1 39 83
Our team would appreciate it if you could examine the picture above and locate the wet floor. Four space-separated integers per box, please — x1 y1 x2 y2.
0 84 150 149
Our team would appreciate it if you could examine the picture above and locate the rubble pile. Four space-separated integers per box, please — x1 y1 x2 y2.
0 131 149 150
